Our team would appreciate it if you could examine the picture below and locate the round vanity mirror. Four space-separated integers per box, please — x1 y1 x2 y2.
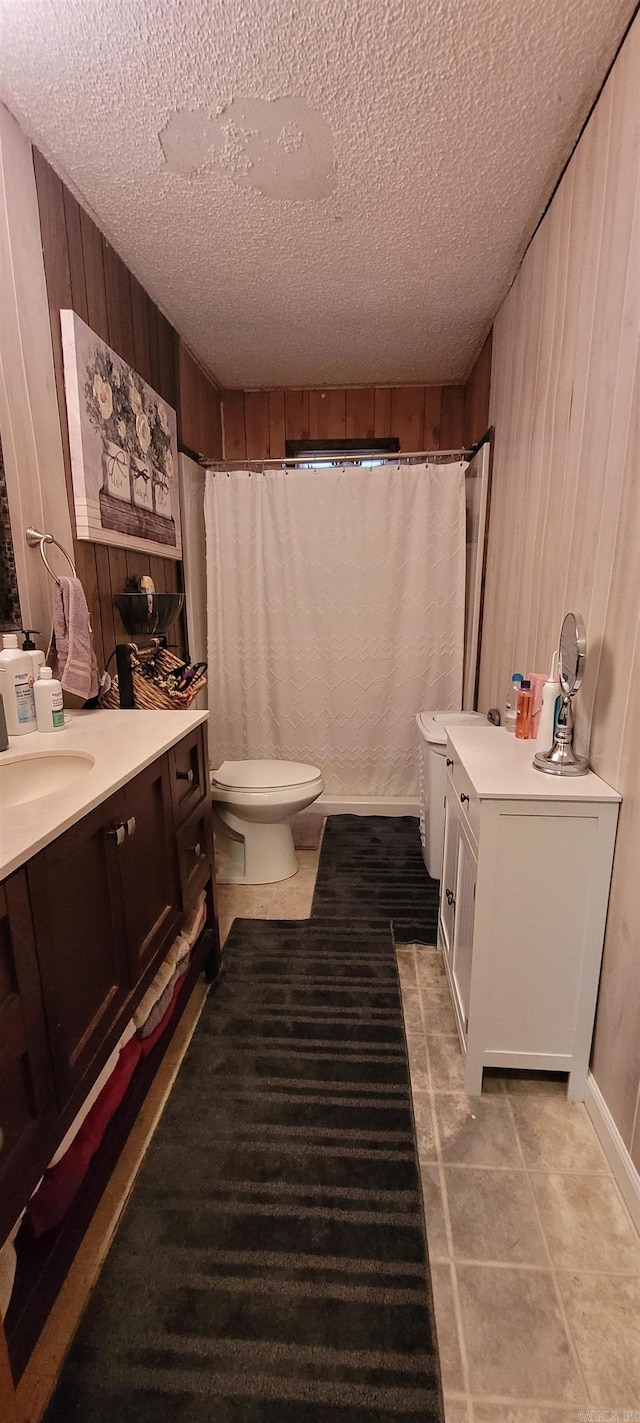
533 611 589 776
559 612 586 697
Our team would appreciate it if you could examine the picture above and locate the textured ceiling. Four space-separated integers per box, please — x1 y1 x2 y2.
0 0 634 388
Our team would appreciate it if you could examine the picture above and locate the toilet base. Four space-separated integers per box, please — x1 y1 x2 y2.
213 808 299 885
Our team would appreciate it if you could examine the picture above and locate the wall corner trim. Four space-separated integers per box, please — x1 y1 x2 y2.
584 1072 640 1233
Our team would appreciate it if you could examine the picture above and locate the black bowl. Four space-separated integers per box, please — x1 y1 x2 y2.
114 592 184 636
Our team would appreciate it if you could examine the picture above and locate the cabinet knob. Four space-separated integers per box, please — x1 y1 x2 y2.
446 757 454 768
446 887 455 906
125 817 136 837
176 768 194 783
460 793 470 805
191 842 202 859
107 824 126 847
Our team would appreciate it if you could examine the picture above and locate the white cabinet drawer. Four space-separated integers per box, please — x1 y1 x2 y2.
446 746 480 844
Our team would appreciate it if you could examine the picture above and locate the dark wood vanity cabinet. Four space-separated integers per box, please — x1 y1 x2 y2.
0 874 58 1243
27 803 130 1112
115 754 182 982
23 726 213 1116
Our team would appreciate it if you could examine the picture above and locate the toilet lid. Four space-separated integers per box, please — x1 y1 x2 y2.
212 759 322 791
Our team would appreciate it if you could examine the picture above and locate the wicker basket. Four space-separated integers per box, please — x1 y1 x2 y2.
99 643 207 711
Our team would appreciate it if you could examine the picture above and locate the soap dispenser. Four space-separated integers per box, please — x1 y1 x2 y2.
21 629 45 680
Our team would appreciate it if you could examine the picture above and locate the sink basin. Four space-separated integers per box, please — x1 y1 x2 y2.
0 750 95 807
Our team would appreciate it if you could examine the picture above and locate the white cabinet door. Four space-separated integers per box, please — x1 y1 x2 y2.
452 823 477 1031
440 794 458 964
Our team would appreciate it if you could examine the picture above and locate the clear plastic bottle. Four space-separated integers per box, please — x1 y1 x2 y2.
515 679 533 739
34 667 65 733
504 673 523 733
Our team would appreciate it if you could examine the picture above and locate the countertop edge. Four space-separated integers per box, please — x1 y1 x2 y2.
1 710 210 881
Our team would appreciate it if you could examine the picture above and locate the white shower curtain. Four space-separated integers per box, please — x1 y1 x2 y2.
205 462 466 796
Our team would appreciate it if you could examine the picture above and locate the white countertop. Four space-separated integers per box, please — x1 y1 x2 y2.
0 708 209 880
447 724 621 802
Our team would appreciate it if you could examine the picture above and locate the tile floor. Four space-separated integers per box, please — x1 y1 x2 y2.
16 846 640 1422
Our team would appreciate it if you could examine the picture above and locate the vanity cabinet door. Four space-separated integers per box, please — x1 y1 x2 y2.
451 826 477 1033
27 801 129 1109
0 873 57 1243
117 755 181 982
440 796 458 966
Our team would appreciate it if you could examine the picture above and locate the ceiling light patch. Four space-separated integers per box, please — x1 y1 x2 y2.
160 97 335 200
159 109 221 175
221 97 335 200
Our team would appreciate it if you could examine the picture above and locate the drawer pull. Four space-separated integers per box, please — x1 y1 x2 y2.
446 887 455 906
446 757 454 768
177 768 195 784
107 823 126 847
125 817 136 837
460 793 470 805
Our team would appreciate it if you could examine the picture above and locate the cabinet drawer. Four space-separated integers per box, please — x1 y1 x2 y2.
170 727 208 826
177 799 213 910
447 752 480 844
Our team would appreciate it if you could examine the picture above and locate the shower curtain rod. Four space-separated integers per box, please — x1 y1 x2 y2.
204 448 472 469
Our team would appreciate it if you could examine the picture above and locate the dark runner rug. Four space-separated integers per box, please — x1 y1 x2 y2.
311 816 439 946
45 918 444 1423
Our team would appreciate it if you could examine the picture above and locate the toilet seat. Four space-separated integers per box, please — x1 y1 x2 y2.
212 759 322 793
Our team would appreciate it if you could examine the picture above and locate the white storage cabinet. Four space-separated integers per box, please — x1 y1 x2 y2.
438 726 620 1099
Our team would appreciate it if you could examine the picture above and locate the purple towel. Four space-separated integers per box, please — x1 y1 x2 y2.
50 576 99 701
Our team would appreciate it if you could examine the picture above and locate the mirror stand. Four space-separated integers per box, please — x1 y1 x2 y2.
533 693 589 776
533 610 589 776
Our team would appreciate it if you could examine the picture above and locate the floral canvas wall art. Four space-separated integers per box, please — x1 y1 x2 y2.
60 310 181 559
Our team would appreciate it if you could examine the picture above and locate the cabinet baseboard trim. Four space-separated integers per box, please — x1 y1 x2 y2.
315 795 420 816
584 1072 640 1232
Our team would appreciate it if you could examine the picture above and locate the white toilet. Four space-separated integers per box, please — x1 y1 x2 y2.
211 759 324 885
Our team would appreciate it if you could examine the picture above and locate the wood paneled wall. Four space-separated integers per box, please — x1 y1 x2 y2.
32 150 221 670
178 340 222 460
463 332 492 449
222 384 469 460
478 13 640 1161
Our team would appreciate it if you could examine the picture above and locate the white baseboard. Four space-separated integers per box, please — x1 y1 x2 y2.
584 1072 640 1232
315 795 420 816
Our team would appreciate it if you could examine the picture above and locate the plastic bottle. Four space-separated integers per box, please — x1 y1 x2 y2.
0 633 37 735
21 629 45 681
34 666 65 733
535 650 561 758
515 679 533 739
504 673 523 733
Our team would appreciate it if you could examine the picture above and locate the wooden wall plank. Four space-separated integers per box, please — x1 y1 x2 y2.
61 189 88 324
130 276 153 385
268 390 286 457
439 386 465 448
283 389 310 442
345 388 375 440
102 240 135 366
390 387 424 450
146 301 161 392
374 388 392 437
222 391 247 458
463 332 493 447
424 387 442 448
244 390 270 458
157 311 177 408
79 209 109 340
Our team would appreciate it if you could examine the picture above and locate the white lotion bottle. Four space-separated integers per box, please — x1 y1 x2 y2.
0 633 37 735
34 667 65 733
535 650 561 758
